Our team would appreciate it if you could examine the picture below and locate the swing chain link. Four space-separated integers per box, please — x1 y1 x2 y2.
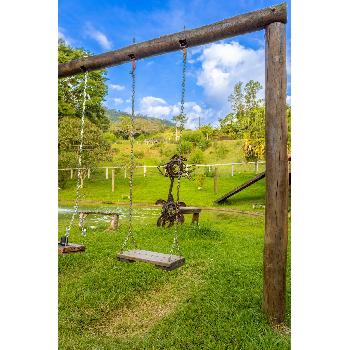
170 45 187 257
65 71 89 238
121 55 138 252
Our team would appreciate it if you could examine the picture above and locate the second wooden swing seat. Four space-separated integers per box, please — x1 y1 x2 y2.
117 250 185 271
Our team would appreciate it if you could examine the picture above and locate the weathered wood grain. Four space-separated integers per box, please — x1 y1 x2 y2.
58 4 287 78
117 250 185 271
58 243 85 254
263 21 288 324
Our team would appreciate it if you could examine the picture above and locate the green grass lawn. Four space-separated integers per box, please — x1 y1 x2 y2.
59 170 267 212
58 171 290 349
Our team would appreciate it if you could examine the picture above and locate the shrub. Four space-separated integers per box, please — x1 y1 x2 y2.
103 131 117 144
189 149 204 164
195 173 205 190
178 140 192 155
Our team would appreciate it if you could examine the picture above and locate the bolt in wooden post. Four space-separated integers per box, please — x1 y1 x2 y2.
144 165 147 177
231 163 234 176
105 167 108 179
214 167 218 194
263 21 288 324
111 169 115 192
70 169 73 179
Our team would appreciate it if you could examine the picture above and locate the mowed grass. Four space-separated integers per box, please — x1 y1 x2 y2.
58 208 291 349
59 169 267 212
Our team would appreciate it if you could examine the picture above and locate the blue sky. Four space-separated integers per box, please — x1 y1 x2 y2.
59 0 291 128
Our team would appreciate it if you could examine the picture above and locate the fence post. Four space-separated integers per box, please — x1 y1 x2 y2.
255 161 259 173
112 169 115 192
70 168 73 179
105 167 108 179
87 168 91 179
144 165 147 177
214 167 218 194
231 163 234 176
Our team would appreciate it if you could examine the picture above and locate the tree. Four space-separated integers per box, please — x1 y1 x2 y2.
58 39 110 130
58 116 111 187
221 80 265 160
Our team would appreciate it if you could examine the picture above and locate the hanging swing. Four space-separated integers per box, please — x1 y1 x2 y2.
58 69 89 254
117 40 188 271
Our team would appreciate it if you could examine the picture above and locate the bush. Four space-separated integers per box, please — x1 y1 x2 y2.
189 149 204 164
178 140 192 155
103 131 117 144
195 173 205 190
134 150 145 159
182 130 210 151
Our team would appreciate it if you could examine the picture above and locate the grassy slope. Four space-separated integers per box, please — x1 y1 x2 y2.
100 139 251 166
59 212 290 350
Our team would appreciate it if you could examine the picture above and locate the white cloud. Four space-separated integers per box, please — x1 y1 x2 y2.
113 98 124 105
196 41 265 112
139 96 215 129
286 95 291 106
86 24 112 50
110 84 125 91
58 28 71 45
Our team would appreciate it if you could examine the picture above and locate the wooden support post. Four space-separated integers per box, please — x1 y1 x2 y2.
144 165 147 177
70 169 73 179
87 168 91 179
214 167 218 194
105 167 108 179
192 213 200 225
110 214 119 230
263 21 288 324
231 163 234 176
255 161 259 173
112 169 115 192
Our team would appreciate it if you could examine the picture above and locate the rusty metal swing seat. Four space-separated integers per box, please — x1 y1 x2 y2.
117 43 188 271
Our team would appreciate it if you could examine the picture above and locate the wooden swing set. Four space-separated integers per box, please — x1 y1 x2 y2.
58 3 289 324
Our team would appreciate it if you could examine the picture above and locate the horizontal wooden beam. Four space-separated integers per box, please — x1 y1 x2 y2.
58 3 287 78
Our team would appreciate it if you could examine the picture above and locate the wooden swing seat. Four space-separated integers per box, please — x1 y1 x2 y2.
117 249 185 271
58 242 85 254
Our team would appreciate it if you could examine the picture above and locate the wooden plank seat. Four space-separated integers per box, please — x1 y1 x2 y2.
117 249 185 271
78 210 120 230
58 242 85 254
179 206 202 224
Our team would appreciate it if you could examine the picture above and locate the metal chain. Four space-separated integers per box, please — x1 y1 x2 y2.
66 71 88 238
170 46 187 257
121 57 137 252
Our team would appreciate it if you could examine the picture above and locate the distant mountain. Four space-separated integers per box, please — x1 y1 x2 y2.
105 108 174 126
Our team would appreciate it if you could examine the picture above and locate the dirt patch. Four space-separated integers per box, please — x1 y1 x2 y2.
90 262 208 339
